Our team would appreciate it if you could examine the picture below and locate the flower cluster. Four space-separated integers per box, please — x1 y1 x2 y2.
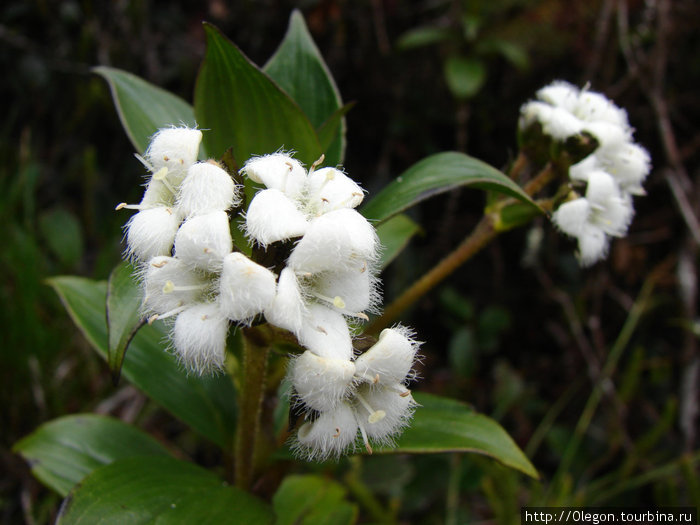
520 81 651 265
240 153 420 459
118 127 279 373
118 129 422 459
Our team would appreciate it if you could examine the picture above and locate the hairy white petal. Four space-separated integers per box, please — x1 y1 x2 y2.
142 256 207 315
354 327 420 385
172 302 228 374
174 211 232 272
543 107 583 140
125 207 182 262
177 162 239 216
577 225 609 266
552 198 591 238
582 121 629 150
576 90 630 129
354 384 415 444
569 154 599 182
265 267 305 334
145 127 202 185
297 303 353 360
288 209 379 274
313 264 378 314
241 153 306 199
537 81 579 111
600 142 651 195
305 167 365 215
293 403 358 460
219 252 276 322
139 178 174 208
245 189 308 245
291 351 356 412
519 101 553 130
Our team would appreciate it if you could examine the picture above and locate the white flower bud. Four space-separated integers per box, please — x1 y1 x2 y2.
291 351 356 411
578 225 608 267
177 162 239 216
600 142 651 195
172 302 228 374
125 207 182 262
174 211 232 272
582 121 629 150
354 327 419 386
288 209 378 274
576 90 630 129
219 252 276 323
519 101 553 130
241 153 306 200
543 107 583 140
305 167 365 215
297 303 353 361
264 267 305 334
245 189 309 246
568 155 599 182
142 256 208 316
536 81 578 111
145 127 202 185
294 403 358 460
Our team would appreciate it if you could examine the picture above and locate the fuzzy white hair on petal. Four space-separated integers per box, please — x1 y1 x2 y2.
174 211 232 272
305 167 365 215
141 256 208 316
219 252 277 323
172 302 228 374
177 162 240 216
264 267 306 334
536 81 579 111
353 384 416 446
125 207 183 263
293 403 358 461
288 208 379 274
145 127 202 186
297 303 354 361
552 198 591 238
240 153 307 199
354 326 421 386
290 351 356 412
245 189 309 246
577 225 609 266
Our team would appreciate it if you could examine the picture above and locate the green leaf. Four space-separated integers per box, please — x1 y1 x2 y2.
107 262 144 382
13 414 170 497
361 152 540 224
56 456 273 524
443 56 486 100
264 10 346 166
273 475 357 525
38 207 84 268
194 24 322 166
384 393 538 479
396 27 454 50
48 276 237 448
93 66 197 154
316 103 354 161
375 213 421 269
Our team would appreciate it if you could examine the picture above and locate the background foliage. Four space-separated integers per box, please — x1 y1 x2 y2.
2 0 698 523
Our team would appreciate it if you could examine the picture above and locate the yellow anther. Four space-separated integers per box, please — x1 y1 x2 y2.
368 410 386 424
115 202 127 210
152 166 169 180
333 296 346 309
162 281 175 294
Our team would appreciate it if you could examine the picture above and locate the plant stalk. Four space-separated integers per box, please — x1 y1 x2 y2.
234 326 271 491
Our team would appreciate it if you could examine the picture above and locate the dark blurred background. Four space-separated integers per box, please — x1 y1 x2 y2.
2 0 698 523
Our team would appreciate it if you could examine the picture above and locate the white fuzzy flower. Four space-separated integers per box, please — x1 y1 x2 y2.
125 206 183 262
295 302 354 361
353 326 420 385
352 383 416 447
172 302 228 374
553 171 634 266
218 252 277 323
173 211 233 272
141 256 210 320
177 161 240 217
290 351 356 411
143 127 203 186
293 402 359 461
242 153 367 247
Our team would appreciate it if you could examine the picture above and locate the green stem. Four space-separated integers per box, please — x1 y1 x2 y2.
367 163 557 333
366 213 497 334
234 326 271 491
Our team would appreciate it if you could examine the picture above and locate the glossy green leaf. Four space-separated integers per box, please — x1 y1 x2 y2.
361 151 540 224
195 24 322 166
264 10 345 166
376 213 421 269
13 414 170 497
384 393 538 479
106 262 144 382
273 475 357 525
316 103 354 162
443 56 486 100
93 66 197 154
56 456 273 524
38 208 84 268
48 276 237 448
